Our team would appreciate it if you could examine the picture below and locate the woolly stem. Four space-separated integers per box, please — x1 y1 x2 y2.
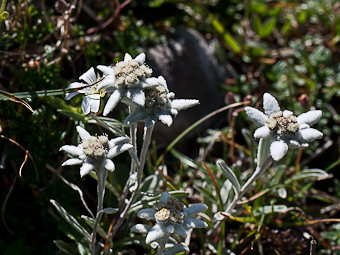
156 233 170 255
91 167 107 255
226 156 271 213
111 124 154 239
121 107 138 205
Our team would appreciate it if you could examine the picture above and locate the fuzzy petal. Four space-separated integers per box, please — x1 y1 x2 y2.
103 159 115 172
174 225 188 238
62 158 83 166
124 53 132 61
59 145 83 156
299 128 323 142
166 225 174 234
65 92 79 100
108 137 130 148
160 192 171 204
124 109 149 125
171 99 199 111
146 224 165 244
254 126 271 139
145 117 156 127
135 52 146 65
97 75 115 90
184 204 208 218
67 82 84 89
297 110 322 126
96 65 114 75
158 114 173 126
263 93 281 117
107 144 133 158
76 126 91 140
79 67 97 84
81 96 91 115
126 89 145 106
157 76 167 89
80 163 94 177
141 77 160 88
245 107 268 126
130 224 151 234
283 110 293 117
137 208 156 221
89 96 100 113
103 89 123 116
183 218 208 229
270 140 288 161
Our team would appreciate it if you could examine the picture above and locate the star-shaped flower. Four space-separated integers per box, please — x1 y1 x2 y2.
65 67 114 115
124 76 199 127
245 93 323 161
96 53 158 116
131 192 208 248
60 126 133 177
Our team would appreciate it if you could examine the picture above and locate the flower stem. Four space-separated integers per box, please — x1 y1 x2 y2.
91 168 107 255
225 156 271 213
121 107 138 205
156 234 170 255
111 124 154 239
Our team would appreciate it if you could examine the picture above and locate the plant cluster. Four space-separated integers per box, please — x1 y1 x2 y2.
1 0 340 255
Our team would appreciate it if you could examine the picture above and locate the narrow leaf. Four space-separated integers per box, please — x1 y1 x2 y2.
50 199 91 240
81 215 107 239
257 137 271 166
163 243 190 255
217 159 240 194
54 240 78 255
285 169 329 184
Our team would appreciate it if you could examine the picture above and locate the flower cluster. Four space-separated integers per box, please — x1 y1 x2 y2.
131 192 208 248
125 76 199 127
245 93 323 161
65 53 199 127
60 126 132 177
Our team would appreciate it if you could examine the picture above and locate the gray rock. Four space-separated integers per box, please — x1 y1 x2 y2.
146 28 232 148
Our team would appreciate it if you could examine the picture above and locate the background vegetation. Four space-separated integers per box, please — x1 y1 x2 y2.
0 0 340 254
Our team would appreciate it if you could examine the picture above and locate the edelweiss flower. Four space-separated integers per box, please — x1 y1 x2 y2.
96 53 158 116
65 67 113 115
245 93 323 161
124 76 199 127
60 126 133 177
131 192 208 247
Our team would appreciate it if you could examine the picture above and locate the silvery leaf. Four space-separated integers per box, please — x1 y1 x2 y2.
220 179 233 205
50 199 91 240
257 137 272 166
285 169 329 184
163 243 190 255
54 240 78 255
216 159 240 194
81 215 107 239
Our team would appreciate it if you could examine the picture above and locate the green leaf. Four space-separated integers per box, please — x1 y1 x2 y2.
253 15 263 36
54 240 79 255
81 215 107 239
209 14 241 53
50 199 91 240
261 17 276 37
171 149 198 169
285 169 329 184
0 11 8 20
216 159 240 194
